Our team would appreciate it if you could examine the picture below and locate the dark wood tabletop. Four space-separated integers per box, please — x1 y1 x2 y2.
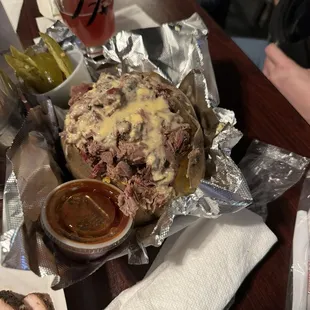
16 0 310 309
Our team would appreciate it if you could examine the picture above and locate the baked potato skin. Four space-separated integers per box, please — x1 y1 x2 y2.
61 72 205 224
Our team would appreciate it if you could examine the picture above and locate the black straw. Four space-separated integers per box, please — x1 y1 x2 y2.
87 0 100 26
72 0 84 19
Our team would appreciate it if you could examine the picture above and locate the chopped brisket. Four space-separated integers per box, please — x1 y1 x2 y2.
117 142 146 164
69 83 92 106
118 177 173 217
166 128 190 154
100 151 114 165
64 73 199 219
114 161 133 178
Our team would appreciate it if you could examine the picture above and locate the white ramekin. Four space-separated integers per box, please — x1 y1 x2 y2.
38 49 92 109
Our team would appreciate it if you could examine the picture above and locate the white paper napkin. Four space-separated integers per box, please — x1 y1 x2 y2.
37 0 60 20
106 209 277 310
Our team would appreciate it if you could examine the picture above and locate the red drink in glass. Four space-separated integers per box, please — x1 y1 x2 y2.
59 0 115 47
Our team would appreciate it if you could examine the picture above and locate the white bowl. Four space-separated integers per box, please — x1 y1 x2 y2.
39 49 92 109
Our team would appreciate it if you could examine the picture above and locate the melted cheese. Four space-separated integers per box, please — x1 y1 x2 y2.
111 80 119 87
77 118 91 134
99 97 170 138
96 96 176 181
102 176 111 184
67 79 186 185
128 113 143 125
137 88 152 99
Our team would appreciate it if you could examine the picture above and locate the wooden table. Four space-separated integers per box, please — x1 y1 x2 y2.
16 0 310 309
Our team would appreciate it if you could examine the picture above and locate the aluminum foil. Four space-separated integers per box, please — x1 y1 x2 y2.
0 78 26 185
239 140 309 220
0 13 309 289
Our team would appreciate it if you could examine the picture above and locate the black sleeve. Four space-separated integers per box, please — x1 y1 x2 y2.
269 0 310 68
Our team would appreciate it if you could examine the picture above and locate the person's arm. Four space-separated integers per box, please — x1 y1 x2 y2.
263 43 310 124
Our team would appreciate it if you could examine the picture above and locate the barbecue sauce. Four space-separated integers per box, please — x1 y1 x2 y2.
46 181 130 244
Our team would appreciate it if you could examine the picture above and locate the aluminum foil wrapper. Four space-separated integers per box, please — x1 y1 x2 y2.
1 14 309 289
239 140 309 220
0 79 26 185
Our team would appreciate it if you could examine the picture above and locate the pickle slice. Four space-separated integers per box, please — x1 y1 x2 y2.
0 70 18 98
32 52 64 89
24 46 36 57
40 32 73 78
10 46 38 68
4 54 50 93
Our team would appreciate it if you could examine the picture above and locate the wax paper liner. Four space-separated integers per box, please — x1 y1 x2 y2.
0 14 309 289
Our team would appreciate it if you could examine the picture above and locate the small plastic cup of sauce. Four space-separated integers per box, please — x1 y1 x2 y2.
41 179 132 261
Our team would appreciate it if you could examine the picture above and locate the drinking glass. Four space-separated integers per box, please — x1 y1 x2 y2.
54 0 115 48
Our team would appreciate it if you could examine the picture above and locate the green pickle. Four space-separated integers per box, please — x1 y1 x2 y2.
4 54 50 93
5 33 74 94
32 53 64 89
40 32 73 78
0 70 19 98
10 46 38 69
24 46 36 57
